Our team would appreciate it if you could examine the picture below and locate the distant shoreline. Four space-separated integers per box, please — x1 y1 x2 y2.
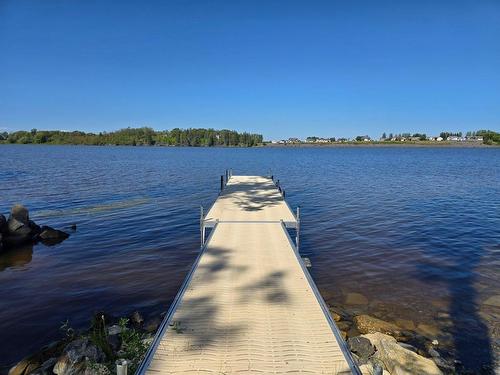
1 142 498 148
263 142 497 148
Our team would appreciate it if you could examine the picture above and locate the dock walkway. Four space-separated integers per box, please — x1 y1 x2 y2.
138 175 359 374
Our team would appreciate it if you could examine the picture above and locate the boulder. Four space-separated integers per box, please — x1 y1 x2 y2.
39 226 69 240
353 315 402 336
8 357 41 375
38 226 69 245
362 332 443 375
345 292 369 305
53 338 105 375
348 336 375 359
5 206 36 246
10 205 29 224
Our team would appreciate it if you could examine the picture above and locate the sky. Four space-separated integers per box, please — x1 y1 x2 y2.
1 0 499 140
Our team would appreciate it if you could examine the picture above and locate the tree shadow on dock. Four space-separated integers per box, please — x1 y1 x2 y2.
222 182 283 212
237 270 290 304
414 258 494 374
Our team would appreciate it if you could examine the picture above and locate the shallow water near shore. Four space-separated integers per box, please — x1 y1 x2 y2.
0 145 499 373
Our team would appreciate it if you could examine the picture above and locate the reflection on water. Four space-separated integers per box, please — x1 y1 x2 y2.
0 145 499 373
0 244 33 271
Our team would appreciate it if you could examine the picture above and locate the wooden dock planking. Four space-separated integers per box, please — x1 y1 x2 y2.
139 175 359 375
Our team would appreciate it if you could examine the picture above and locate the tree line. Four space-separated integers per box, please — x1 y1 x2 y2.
0 127 264 147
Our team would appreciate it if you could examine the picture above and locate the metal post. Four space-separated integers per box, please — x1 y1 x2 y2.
220 175 224 191
296 206 300 251
277 179 280 187
282 189 286 199
271 175 274 181
200 205 204 248
116 359 128 375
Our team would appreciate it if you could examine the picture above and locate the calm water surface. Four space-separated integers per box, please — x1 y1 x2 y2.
0 145 499 372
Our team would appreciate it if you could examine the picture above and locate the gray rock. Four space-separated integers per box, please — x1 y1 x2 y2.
39 226 69 241
348 336 375 359
10 205 29 224
107 324 123 336
362 332 443 375
40 357 58 374
53 338 105 375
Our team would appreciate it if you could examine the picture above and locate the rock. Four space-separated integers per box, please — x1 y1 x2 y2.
362 332 443 375
397 342 418 353
107 324 124 336
359 362 385 375
39 226 69 241
70 224 77 231
145 316 162 333
340 331 347 340
10 205 29 224
330 311 342 322
130 311 144 327
40 358 58 374
107 334 121 352
345 292 369 305
5 206 38 246
7 217 33 236
417 323 440 338
53 338 105 375
436 312 450 319
348 336 375 359
353 315 402 336
8 356 41 375
394 319 415 330
336 321 352 331
482 295 500 308
0 214 7 233
428 348 440 358
431 339 439 346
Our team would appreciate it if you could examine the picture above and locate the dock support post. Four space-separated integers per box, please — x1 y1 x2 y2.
116 359 128 375
200 205 205 248
220 175 224 191
282 189 286 199
296 206 300 251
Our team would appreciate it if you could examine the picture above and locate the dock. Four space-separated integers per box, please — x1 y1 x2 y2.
137 174 360 374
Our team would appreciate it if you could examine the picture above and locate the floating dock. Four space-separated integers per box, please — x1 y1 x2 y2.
138 175 359 374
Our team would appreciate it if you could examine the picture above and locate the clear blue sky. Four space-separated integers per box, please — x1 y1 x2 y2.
1 0 499 139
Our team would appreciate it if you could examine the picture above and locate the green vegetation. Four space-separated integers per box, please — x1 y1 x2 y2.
0 127 263 147
476 129 500 145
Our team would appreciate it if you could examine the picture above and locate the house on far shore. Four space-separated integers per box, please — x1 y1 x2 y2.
436 136 443 141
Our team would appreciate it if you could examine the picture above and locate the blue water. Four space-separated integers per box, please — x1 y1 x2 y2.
0 145 499 372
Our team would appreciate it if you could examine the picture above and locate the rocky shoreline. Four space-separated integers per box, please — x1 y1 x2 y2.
6 303 473 375
328 303 460 374
0 205 70 251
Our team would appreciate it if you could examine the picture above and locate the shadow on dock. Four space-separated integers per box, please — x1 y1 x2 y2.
223 181 283 212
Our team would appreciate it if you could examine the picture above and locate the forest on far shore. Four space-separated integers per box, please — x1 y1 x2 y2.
0 127 264 147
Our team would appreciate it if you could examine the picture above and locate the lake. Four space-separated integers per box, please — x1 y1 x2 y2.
0 145 499 373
